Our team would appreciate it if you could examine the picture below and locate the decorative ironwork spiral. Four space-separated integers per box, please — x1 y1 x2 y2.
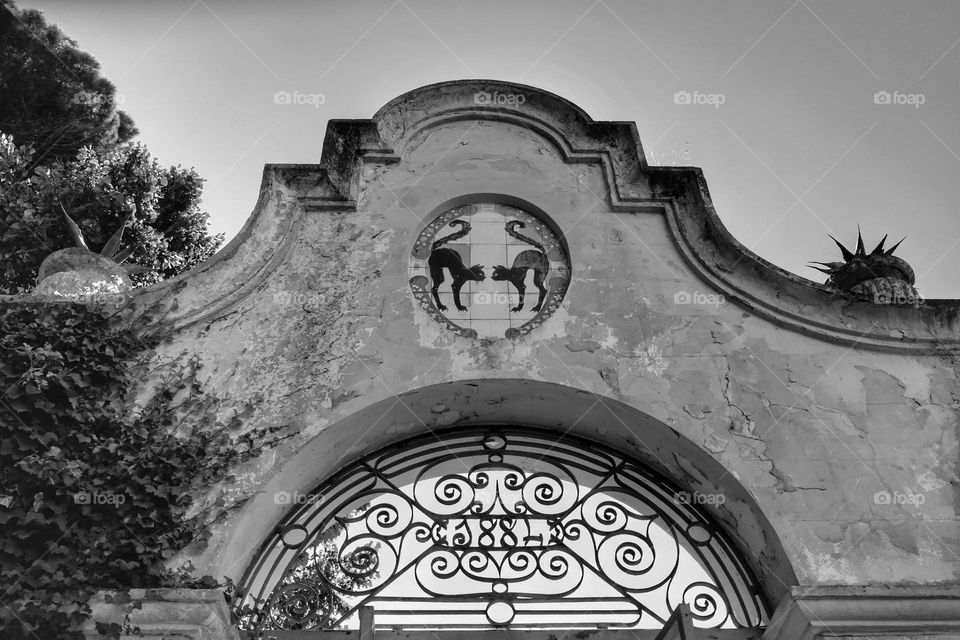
339 540 380 579
681 582 726 628
270 583 332 629
240 429 768 632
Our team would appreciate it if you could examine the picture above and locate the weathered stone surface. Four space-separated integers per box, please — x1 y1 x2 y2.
20 80 953 636
81 589 238 640
141 81 957 593
764 585 960 640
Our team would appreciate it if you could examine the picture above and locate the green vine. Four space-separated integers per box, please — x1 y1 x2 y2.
0 301 284 639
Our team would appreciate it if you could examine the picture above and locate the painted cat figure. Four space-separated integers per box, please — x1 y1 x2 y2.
492 220 549 312
428 220 485 312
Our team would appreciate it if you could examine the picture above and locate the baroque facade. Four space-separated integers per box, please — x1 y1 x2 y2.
73 81 959 638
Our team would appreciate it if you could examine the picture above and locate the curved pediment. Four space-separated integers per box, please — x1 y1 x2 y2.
369 80 649 208
119 79 959 352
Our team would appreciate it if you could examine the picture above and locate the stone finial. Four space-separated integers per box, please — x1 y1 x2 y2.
809 229 921 305
33 206 146 298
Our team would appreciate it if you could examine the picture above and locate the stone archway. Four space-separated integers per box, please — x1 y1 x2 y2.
213 379 797 624
238 426 770 630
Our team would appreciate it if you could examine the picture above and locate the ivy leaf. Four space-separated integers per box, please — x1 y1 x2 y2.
1 302 277 638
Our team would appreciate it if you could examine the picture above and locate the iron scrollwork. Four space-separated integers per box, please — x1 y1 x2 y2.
239 429 767 630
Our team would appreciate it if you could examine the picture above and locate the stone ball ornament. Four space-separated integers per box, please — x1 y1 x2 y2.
409 202 571 339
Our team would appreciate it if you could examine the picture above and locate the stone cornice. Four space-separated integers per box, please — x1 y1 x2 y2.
764 585 960 639
43 79 957 349
362 80 960 353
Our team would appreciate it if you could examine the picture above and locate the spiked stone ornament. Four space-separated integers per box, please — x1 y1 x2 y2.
809 229 921 305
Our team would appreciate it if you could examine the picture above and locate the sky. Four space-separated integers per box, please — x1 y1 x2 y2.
20 0 960 298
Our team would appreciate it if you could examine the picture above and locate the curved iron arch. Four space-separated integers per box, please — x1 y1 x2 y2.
238 426 770 631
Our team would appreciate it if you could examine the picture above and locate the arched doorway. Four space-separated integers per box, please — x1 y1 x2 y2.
237 426 771 632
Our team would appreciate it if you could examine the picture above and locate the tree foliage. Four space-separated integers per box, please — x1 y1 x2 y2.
0 1 223 292
0 5 250 637
0 303 284 638
0 134 224 293
0 0 137 164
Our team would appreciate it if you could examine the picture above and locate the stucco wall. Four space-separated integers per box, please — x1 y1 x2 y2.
122 82 959 612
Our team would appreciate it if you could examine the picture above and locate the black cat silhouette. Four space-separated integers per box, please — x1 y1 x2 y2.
428 220 485 312
492 220 549 312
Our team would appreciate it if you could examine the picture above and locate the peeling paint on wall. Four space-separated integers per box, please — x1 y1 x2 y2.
104 81 960 600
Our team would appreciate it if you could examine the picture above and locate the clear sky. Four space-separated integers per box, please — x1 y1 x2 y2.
20 0 960 298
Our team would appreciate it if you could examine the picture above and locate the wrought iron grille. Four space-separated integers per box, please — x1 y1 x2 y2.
238 428 768 631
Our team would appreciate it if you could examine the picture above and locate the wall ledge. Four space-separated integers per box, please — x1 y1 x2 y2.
82 588 239 640
764 584 960 640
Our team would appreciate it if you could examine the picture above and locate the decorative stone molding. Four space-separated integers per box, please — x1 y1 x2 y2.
82 588 239 640
82 79 960 350
215 379 798 618
100 165 309 333
763 585 960 640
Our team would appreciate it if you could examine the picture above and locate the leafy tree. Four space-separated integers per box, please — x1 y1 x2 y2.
0 1 222 292
0 134 224 293
0 0 137 165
